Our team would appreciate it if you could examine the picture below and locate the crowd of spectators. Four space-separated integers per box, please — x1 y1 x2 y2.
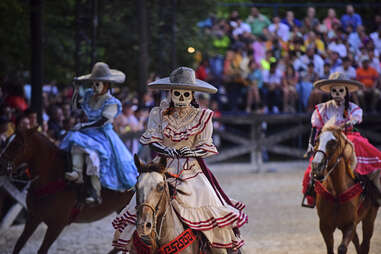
196 5 381 114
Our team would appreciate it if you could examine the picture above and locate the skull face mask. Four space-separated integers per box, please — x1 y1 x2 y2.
171 89 192 107
330 85 347 104
92 81 105 95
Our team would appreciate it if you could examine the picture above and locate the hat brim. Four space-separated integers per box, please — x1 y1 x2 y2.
148 77 217 94
74 69 126 84
314 79 363 93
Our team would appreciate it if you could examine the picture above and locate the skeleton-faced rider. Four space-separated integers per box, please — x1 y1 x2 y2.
303 72 381 206
60 62 138 205
112 67 247 253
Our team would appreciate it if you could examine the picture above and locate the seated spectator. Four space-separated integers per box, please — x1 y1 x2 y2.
368 50 381 74
355 57 380 112
327 36 347 58
196 58 210 81
281 64 298 113
370 26 381 53
24 108 39 129
246 7 271 37
304 31 325 55
323 8 340 31
298 46 324 77
320 63 332 79
328 51 343 73
262 62 283 113
47 105 64 140
302 7 320 32
282 11 302 30
232 17 251 39
341 4 362 32
268 16 290 42
335 57 357 79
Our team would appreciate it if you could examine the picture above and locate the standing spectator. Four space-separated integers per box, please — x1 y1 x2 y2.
15 114 30 132
195 58 210 81
47 105 64 140
268 16 290 42
282 11 302 30
246 7 271 37
24 108 39 129
246 60 263 112
0 117 10 148
335 57 357 79
297 63 319 112
262 62 283 113
4 82 28 112
341 5 362 32
323 8 340 31
355 57 380 112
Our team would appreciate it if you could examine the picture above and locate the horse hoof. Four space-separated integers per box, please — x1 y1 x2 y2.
338 245 347 254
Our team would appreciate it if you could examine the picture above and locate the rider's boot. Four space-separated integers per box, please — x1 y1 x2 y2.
85 175 102 205
65 152 84 183
367 169 381 205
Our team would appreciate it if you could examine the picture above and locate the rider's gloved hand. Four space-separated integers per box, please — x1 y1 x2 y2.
179 147 196 157
163 147 179 158
304 143 314 158
71 123 82 131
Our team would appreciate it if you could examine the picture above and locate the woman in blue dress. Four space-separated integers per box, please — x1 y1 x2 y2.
60 62 138 205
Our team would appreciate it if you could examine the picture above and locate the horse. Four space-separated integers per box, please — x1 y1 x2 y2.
0 127 134 254
311 122 379 254
132 154 202 254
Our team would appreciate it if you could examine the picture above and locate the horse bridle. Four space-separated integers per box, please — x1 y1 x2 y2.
135 175 169 239
313 135 347 182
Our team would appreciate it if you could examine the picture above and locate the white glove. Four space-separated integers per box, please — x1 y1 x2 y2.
71 123 82 131
179 147 196 158
163 147 179 158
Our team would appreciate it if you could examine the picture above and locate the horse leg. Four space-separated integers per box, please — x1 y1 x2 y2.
338 224 356 254
360 207 378 254
37 224 65 254
12 213 42 254
319 222 335 254
352 231 361 254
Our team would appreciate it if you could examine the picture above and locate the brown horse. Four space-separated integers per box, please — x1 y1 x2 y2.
0 128 134 254
131 155 202 254
311 123 379 254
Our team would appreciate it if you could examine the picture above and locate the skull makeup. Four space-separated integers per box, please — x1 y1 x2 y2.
171 89 192 107
92 81 105 95
330 85 347 104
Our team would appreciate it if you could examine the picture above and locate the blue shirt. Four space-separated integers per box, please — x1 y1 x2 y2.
341 14 362 31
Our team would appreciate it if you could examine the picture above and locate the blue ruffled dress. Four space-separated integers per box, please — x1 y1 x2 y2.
60 89 138 191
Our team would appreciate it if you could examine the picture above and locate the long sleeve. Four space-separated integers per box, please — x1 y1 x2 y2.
140 107 164 145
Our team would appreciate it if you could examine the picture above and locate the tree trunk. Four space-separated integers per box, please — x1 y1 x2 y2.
137 0 148 107
30 0 43 124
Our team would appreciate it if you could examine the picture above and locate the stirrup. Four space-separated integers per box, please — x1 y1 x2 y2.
301 193 315 208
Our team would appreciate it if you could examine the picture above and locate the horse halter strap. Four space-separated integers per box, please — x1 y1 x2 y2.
314 137 348 182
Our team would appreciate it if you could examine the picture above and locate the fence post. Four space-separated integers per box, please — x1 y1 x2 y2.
250 119 263 172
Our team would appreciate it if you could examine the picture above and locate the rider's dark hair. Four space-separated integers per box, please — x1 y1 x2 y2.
343 87 350 119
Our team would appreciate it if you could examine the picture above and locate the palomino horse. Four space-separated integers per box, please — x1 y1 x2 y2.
132 154 201 254
311 123 379 254
0 128 134 254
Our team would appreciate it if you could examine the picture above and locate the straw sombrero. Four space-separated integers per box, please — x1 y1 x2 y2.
74 62 125 84
313 72 363 93
148 67 217 94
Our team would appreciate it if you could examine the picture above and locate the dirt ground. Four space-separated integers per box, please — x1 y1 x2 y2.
0 161 380 254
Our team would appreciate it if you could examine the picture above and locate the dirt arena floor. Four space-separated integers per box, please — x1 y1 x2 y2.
0 161 380 254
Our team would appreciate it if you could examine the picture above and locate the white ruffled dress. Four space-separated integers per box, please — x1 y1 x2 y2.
112 104 247 251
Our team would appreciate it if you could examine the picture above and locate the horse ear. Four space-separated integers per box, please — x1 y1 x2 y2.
134 154 143 173
158 156 167 173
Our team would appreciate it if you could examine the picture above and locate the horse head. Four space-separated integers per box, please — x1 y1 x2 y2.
0 127 38 176
134 154 168 239
311 120 356 181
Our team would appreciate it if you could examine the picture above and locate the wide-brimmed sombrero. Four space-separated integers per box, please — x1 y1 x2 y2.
74 62 125 84
313 72 363 93
148 67 217 94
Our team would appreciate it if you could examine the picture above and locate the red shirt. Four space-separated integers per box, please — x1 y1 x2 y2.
356 66 378 88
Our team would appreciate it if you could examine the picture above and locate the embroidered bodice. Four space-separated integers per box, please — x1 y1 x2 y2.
80 89 122 122
311 100 362 129
140 102 218 157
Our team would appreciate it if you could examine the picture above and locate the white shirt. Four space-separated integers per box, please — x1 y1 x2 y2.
328 42 347 57
370 32 381 53
311 100 362 129
334 66 357 79
268 23 290 42
232 22 251 37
